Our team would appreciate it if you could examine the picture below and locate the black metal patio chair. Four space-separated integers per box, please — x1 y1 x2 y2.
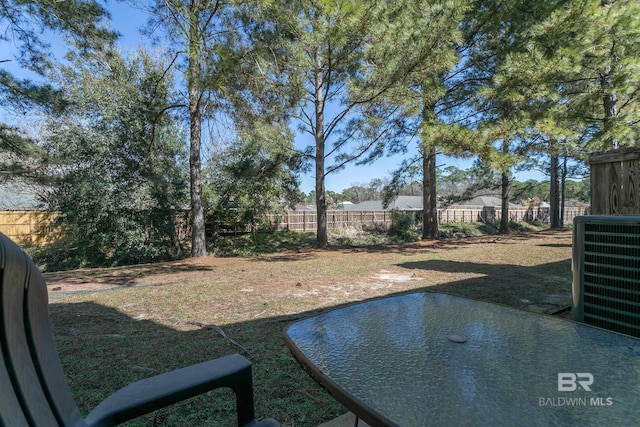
0 232 279 426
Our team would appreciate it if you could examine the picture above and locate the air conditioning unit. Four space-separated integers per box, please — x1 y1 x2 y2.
572 216 640 337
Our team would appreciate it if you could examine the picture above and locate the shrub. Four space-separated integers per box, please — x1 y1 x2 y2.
388 210 420 242
439 222 486 239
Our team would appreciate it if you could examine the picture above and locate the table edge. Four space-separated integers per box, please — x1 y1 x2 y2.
282 328 399 427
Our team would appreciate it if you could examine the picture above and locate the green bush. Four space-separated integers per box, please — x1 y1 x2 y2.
211 231 317 257
439 222 487 239
508 221 544 233
439 221 549 239
26 209 183 271
388 210 420 242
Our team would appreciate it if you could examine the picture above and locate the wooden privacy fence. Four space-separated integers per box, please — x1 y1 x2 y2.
266 210 392 232
437 206 589 224
0 211 58 244
1 206 590 242
267 206 589 232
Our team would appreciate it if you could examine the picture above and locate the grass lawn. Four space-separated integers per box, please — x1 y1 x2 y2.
45 229 574 426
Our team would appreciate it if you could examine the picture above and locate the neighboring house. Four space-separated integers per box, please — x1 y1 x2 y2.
564 199 589 208
292 203 315 211
453 195 590 209
0 182 43 210
343 196 423 211
449 195 518 208
343 200 384 211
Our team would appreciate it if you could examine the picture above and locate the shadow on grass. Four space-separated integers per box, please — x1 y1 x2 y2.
215 229 571 258
45 261 217 289
395 258 572 312
50 257 573 426
253 252 320 263
49 301 344 427
242 232 555 261
261 231 573 262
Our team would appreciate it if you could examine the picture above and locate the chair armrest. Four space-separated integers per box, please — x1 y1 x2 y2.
85 354 258 427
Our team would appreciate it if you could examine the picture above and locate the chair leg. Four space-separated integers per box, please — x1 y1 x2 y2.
232 364 257 427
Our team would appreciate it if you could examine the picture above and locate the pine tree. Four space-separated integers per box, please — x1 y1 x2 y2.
144 0 294 256
455 0 572 233
348 0 468 240
529 0 640 150
487 0 640 221
273 0 402 247
1 0 115 179
401 1 467 239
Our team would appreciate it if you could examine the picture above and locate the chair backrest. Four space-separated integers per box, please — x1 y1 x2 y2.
0 232 85 426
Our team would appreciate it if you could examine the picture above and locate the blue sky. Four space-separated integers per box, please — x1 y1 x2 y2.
2 0 547 194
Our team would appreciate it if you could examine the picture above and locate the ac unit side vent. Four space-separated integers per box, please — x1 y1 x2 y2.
584 296 640 317
584 264 640 281
584 244 640 258
584 275 638 296
584 223 640 236
582 315 640 338
573 216 640 338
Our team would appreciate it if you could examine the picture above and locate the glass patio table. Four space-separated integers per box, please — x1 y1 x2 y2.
283 292 640 427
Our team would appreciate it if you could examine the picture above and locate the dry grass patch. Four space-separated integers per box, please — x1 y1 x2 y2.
46 230 574 426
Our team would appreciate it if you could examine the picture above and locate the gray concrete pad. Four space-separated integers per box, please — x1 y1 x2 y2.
318 412 371 427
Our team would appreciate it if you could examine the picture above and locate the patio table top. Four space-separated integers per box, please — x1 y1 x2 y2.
284 292 640 427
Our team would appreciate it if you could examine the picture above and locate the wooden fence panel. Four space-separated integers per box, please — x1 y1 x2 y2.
0 211 58 244
437 206 587 224
439 208 491 223
268 210 392 231
590 148 640 215
2 206 590 243
268 207 589 231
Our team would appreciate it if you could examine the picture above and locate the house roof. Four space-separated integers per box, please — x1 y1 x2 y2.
453 196 500 206
0 183 43 210
450 196 518 208
565 199 589 207
390 196 423 210
344 196 423 211
293 203 315 211
344 200 384 210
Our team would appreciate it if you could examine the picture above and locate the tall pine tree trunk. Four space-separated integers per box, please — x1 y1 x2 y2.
189 103 206 257
314 59 328 247
422 144 438 239
315 147 327 247
499 137 510 234
601 66 618 149
549 152 560 229
499 171 510 234
188 10 206 257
